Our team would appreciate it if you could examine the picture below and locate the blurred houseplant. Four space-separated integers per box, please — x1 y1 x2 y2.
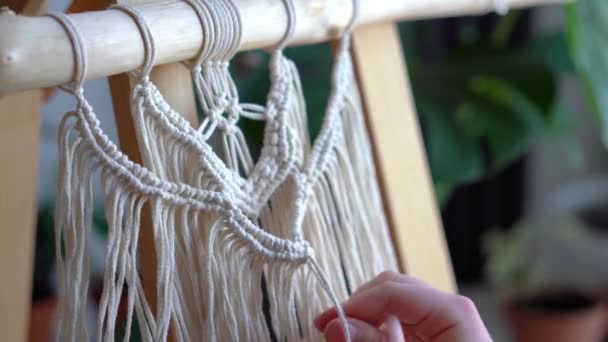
477 1 608 340
408 0 608 207
484 215 608 342
566 0 608 147
402 12 569 206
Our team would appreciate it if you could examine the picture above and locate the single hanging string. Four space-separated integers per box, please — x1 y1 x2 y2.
109 4 156 81
47 11 91 342
48 12 87 96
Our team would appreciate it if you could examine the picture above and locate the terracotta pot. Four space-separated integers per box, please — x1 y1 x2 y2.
504 291 607 342
29 297 57 342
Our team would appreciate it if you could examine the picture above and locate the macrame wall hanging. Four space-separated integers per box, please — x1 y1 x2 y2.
50 0 398 340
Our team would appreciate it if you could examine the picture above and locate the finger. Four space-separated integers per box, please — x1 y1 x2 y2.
315 306 339 331
316 274 429 330
380 315 405 342
315 281 453 333
324 317 402 342
353 272 430 296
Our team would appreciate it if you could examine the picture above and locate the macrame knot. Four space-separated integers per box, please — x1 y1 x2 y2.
50 0 392 340
298 240 315 260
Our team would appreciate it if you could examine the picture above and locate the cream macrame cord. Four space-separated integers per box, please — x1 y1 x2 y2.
50 0 397 340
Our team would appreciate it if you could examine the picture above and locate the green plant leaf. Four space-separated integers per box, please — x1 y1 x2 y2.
566 0 608 146
467 76 547 170
422 104 484 190
531 31 575 74
411 45 557 191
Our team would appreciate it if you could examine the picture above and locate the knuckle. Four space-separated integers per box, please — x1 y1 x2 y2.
377 280 403 294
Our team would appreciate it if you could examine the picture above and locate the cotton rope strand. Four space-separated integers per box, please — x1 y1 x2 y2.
48 9 312 341
50 0 396 339
48 5 346 340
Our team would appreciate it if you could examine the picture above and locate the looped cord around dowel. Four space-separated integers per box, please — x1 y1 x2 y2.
493 0 509 15
208 0 230 63
110 4 157 80
343 0 359 36
183 0 215 69
221 0 243 60
275 0 296 51
47 12 87 94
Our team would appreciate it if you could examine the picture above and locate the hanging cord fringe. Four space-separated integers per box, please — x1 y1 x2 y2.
50 0 396 339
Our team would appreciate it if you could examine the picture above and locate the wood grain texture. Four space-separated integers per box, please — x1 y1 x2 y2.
0 89 43 342
352 22 456 292
0 0 570 94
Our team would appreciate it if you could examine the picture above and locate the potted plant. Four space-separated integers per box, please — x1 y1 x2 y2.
484 216 607 342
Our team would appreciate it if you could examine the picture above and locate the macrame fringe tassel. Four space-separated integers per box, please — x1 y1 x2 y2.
52 0 395 340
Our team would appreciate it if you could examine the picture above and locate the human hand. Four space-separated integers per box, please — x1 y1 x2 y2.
314 272 492 342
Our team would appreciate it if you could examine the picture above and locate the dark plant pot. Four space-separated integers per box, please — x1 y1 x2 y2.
504 291 606 342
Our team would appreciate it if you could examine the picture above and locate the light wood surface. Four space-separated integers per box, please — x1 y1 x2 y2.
0 4 46 342
352 22 456 292
148 63 198 125
0 89 43 342
0 0 569 94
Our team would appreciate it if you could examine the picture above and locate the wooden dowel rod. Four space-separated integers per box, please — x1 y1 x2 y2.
0 0 567 95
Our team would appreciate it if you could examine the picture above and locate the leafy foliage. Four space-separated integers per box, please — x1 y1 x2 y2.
403 15 563 205
566 0 608 145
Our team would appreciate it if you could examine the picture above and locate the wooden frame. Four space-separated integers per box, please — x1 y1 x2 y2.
352 22 455 291
0 4 46 342
0 89 43 342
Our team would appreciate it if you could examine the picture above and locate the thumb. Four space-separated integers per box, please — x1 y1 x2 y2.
323 316 404 342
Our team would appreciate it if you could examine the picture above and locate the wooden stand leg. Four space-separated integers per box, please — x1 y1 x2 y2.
352 22 456 292
148 63 199 124
0 90 43 342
